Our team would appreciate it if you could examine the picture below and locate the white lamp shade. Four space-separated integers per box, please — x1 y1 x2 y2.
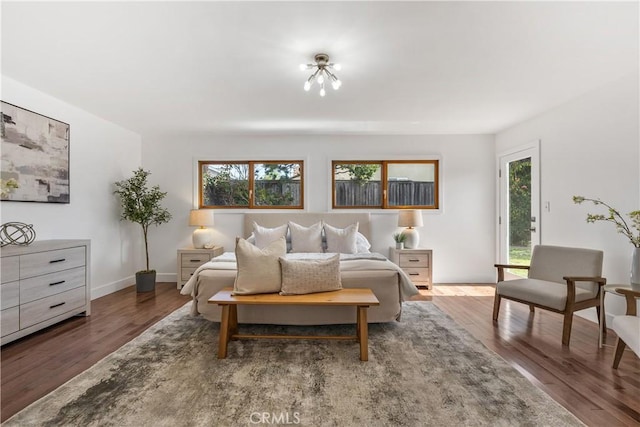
189 209 214 227
397 210 423 228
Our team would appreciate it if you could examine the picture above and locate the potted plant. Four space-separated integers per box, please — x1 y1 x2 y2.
393 232 407 249
114 168 172 292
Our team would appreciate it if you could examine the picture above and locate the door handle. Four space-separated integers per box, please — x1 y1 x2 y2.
530 227 537 232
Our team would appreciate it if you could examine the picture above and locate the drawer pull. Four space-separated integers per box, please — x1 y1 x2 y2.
49 280 66 286
189 259 201 262
409 273 420 276
49 302 66 309
49 258 66 264
409 259 420 262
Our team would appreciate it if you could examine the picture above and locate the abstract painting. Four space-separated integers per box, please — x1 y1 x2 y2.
1 102 70 203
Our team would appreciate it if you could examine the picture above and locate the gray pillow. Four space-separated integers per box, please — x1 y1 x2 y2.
288 221 323 253
324 222 359 254
233 236 286 295
253 222 288 249
279 254 342 295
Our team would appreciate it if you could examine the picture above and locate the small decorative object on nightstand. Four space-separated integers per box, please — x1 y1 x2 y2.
389 247 433 289
177 246 223 289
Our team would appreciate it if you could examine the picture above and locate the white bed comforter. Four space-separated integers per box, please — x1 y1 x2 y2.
180 252 419 300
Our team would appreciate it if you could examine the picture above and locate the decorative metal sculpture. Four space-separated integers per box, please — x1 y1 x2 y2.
0 222 36 247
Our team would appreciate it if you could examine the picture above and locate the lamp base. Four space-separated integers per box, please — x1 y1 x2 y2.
403 228 420 249
192 228 214 249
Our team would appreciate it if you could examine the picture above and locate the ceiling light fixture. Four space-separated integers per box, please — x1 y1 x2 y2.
300 53 341 97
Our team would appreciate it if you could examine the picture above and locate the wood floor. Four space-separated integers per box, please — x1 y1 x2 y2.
1 283 639 425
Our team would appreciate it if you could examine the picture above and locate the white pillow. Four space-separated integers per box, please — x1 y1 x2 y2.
288 221 323 253
324 222 359 254
233 237 286 295
253 222 288 249
355 232 371 253
279 254 342 295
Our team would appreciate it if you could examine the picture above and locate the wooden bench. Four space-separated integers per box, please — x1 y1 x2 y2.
208 288 380 361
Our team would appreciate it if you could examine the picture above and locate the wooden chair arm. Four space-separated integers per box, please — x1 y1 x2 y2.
494 264 530 270
494 264 530 283
562 276 607 285
616 288 640 316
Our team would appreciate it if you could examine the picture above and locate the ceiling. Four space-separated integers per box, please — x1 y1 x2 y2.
1 1 638 138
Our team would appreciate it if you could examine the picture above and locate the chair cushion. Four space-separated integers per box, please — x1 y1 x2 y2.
612 315 640 356
496 278 597 311
528 245 603 296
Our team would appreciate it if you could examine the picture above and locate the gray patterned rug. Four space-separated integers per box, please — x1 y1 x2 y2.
4 302 582 427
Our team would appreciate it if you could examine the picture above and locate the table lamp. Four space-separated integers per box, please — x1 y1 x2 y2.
189 209 214 249
397 210 423 249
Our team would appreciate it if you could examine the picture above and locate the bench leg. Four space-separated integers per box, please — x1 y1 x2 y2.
229 305 238 337
218 305 230 359
358 306 369 361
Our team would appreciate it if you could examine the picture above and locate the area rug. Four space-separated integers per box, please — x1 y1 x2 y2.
4 302 582 427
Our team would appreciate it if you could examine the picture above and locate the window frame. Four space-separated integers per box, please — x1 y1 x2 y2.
199 160 304 209
331 159 439 210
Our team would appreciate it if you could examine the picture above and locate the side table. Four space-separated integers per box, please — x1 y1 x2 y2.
388 247 433 289
600 283 634 348
177 246 224 289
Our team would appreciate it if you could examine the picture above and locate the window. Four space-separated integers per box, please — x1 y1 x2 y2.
332 160 439 209
199 161 303 209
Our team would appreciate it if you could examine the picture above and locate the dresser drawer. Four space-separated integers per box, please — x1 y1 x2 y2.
399 253 430 268
20 287 86 329
403 268 431 283
1 281 19 310
1 307 19 337
181 267 199 281
1 256 19 283
20 266 86 304
181 253 211 268
20 247 85 278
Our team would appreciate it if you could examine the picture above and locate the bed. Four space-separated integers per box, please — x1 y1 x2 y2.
180 212 419 325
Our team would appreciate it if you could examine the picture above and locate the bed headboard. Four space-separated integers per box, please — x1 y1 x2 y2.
244 212 372 241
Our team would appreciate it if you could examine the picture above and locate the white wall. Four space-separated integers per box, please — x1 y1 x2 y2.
142 134 496 284
496 71 640 320
1 76 143 298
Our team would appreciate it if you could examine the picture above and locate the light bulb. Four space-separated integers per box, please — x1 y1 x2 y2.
317 74 324 84
320 87 326 97
299 64 308 71
304 81 311 91
332 79 342 90
333 63 342 71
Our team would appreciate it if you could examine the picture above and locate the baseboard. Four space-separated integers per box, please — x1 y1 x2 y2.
157 273 177 283
91 276 135 299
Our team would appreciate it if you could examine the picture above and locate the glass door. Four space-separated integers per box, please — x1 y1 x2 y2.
498 143 540 276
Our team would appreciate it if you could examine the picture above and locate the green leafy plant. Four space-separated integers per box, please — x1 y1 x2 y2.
0 178 19 198
573 196 640 248
114 168 172 273
393 232 407 243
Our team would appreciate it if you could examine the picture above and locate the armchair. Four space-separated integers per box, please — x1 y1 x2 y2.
612 288 640 368
493 245 606 346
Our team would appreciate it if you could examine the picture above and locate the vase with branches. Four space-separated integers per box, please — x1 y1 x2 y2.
573 196 640 287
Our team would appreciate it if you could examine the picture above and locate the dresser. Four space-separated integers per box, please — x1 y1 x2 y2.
1 240 91 345
177 246 224 289
388 247 433 289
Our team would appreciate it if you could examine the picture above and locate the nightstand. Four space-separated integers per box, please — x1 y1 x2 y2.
177 246 224 289
389 247 433 289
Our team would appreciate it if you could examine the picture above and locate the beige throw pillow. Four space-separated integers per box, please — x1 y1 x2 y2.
233 237 286 295
324 222 359 254
279 254 342 295
288 221 323 253
253 222 288 249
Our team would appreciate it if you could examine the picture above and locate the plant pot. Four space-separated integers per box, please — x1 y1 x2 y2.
395 242 404 250
136 270 156 293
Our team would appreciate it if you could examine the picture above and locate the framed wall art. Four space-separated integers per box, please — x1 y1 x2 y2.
1 101 70 203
